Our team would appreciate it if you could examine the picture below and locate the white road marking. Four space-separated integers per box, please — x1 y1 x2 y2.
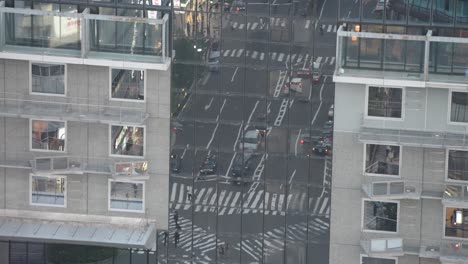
302 54 309 68
252 51 259 59
239 23 245 29
316 56 323 63
216 98 227 122
271 52 277 60
295 129 302 156
246 100 260 128
327 24 332 32
204 97 214 110
324 57 329 64
260 53 265 60
231 67 239 82
230 49 236 57
202 71 211 86
333 25 337 32
251 22 258 30
330 57 336 64
223 50 230 56
288 169 296 185
305 19 311 29
277 53 284 62
236 49 244 57
233 123 243 151
181 144 189 159
311 76 327 126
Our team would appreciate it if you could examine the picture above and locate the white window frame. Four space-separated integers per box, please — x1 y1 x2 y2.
109 68 146 103
445 148 468 183
29 61 67 97
361 198 400 234
29 174 67 208
363 143 402 178
360 254 397 264
30 118 67 153
365 85 405 121
109 124 146 158
108 179 145 213
447 89 468 126
443 205 468 241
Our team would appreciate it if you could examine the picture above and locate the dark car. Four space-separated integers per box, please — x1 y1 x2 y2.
321 120 333 138
300 130 323 146
311 140 330 156
232 1 246 12
231 153 255 184
200 155 217 175
170 154 182 173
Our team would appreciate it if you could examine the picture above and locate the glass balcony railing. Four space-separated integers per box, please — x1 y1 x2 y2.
360 235 405 257
362 178 422 200
335 26 468 86
0 2 169 66
0 92 148 125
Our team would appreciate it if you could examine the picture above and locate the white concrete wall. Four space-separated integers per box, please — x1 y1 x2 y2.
0 59 169 230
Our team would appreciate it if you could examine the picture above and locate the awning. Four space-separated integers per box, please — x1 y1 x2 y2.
0 210 157 249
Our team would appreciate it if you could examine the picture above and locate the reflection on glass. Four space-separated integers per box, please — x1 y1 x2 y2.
451 92 468 123
31 120 66 151
111 69 145 100
365 144 400 175
115 161 148 177
362 256 396 264
448 150 468 181
445 207 468 238
110 181 144 211
363 201 398 232
111 125 144 157
31 63 65 95
31 175 66 206
367 86 402 118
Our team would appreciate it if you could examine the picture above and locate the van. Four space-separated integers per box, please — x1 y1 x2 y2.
289 78 303 93
238 130 259 152
208 51 220 71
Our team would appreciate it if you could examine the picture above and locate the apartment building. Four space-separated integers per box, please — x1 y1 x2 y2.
330 22 468 264
0 1 170 262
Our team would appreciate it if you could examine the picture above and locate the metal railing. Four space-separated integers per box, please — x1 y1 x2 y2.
0 3 169 65
0 92 148 125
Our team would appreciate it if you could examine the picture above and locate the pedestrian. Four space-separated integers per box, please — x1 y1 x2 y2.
187 192 192 201
173 210 179 225
320 24 324 35
218 245 225 255
163 231 168 246
174 231 180 248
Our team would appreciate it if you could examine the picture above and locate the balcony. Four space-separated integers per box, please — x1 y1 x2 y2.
360 236 405 257
443 184 468 206
0 93 148 125
334 26 468 89
0 151 150 178
362 178 421 200
0 2 170 70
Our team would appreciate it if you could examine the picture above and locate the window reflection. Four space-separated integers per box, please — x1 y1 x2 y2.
111 125 145 157
31 120 66 152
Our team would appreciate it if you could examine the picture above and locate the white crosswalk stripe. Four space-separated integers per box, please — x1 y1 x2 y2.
260 52 265 61
327 24 332 32
238 23 245 30
251 51 258 59
236 49 244 57
219 49 336 66
169 182 330 216
230 49 236 57
251 22 258 30
277 53 284 62
223 50 230 57
305 19 311 29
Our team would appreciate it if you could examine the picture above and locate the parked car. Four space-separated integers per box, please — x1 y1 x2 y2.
231 152 255 184
170 154 182 173
200 155 217 175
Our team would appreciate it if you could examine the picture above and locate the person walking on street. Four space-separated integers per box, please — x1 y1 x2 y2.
174 231 180 248
163 231 168 246
173 210 179 227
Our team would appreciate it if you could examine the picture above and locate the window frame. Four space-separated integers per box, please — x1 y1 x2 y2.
443 205 468 241
360 254 397 264
109 68 146 103
29 174 67 208
30 118 67 153
363 143 402 178
364 85 405 120
447 89 468 125
109 124 146 158
108 179 145 213
445 148 468 183
29 61 67 97
361 198 400 234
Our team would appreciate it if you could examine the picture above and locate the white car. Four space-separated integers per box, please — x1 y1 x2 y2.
328 104 334 120
238 130 259 152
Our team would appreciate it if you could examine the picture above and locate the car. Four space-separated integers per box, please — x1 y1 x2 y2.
238 130 259 152
311 140 331 156
200 154 217 175
172 121 183 134
328 104 334 120
170 154 182 173
296 67 313 78
300 129 323 146
284 78 303 94
231 152 255 184
311 62 322 83
321 120 333 137
232 1 246 12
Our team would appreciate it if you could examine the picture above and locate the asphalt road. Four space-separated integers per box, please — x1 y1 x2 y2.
169 0 337 262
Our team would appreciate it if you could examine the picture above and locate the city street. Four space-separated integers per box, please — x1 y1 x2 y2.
169 0 337 262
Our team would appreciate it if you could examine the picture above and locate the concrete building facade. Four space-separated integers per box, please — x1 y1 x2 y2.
0 2 171 262
330 26 468 264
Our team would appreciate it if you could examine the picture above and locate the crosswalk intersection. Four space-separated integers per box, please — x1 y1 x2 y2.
226 17 338 33
166 216 329 262
169 182 330 216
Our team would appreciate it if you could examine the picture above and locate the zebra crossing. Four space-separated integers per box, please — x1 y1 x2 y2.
220 48 336 65
166 216 329 262
227 17 338 33
169 182 330 216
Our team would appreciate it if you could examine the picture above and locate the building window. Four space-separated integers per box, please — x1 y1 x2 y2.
363 200 398 232
445 207 468 239
109 180 144 212
115 161 148 178
448 150 468 181
450 91 468 123
31 63 66 95
110 69 145 101
361 256 396 264
367 86 403 118
31 120 66 152
30 175 66 207
110 125 145 157
365 144 400 176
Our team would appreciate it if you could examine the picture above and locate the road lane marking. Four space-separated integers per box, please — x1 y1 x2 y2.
327 24 332 32
224 153 237 180
271 52 277 60
216 98 227 122
233 123 243 151
305 19 311 29
324 57 329 64
260 53 265 60
206 123 219 149
289 99 294 108
236 49 244 57
204 97 214 110
277 53 284 62
181 144 189 159
247 22 251 29
223 50 230 56
316 56 323 63
311 76 327 126
288 169 296 185
274 99 289 126
330 57 336 64
202 72 211 86
252 51 258 59
295 129 302 156
246 100 260 128
251 22 258 30
316 0 329 29
302 54 309 68
230 49 236 57
231 67 239 82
